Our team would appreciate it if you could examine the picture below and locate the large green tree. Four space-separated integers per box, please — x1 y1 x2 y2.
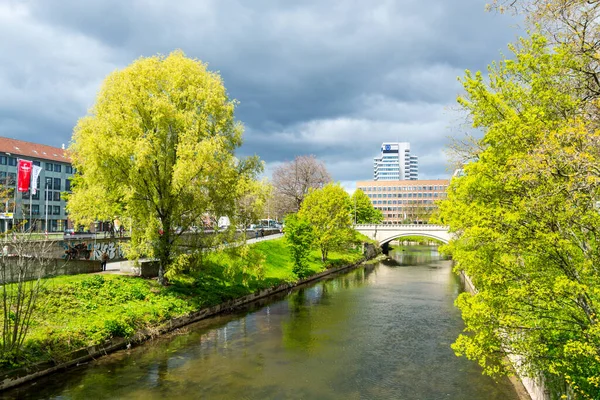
68 51 261 285
298 183 353 262
351 189 382 224
440 34 600 398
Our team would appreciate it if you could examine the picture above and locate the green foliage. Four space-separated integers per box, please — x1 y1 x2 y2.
351 189 383 224
67 50 262 284
299 183 354 262
284 214 315 278
441 33 600 399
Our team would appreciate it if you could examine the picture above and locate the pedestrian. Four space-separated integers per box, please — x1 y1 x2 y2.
255 230 259 240
101 251 109 271
260 228 264 238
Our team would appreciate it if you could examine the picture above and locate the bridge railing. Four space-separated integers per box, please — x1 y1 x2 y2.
354 224 448 230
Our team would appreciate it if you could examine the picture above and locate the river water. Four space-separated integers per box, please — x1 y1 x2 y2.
5 246 519 399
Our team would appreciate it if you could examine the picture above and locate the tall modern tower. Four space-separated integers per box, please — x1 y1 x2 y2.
373 142 418 181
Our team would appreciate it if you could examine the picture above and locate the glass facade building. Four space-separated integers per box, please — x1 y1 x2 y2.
373 142 418 181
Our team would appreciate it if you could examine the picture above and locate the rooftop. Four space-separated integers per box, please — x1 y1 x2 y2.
0 137 71 163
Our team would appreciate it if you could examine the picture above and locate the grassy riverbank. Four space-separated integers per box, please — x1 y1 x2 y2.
1 238 366 370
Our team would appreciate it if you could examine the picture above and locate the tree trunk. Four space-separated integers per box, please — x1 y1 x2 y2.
157 224 171 286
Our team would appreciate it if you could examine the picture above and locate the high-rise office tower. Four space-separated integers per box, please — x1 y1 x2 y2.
373 142 418 181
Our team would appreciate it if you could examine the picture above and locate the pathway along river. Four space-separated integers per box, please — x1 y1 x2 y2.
5 246 520 399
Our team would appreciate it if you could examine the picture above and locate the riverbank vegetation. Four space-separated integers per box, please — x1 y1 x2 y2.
0 237 366 371
441 2 600 398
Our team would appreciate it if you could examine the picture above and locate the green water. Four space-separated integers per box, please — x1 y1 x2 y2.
5 246 520 399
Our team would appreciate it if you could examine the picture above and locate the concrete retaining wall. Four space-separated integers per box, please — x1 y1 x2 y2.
0 258 102 284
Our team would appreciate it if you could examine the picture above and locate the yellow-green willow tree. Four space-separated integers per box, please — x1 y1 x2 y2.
440 34 600 399
68 51 261 285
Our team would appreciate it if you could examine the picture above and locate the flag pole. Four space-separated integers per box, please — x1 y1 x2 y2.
45 182 48 235
13 159 18 230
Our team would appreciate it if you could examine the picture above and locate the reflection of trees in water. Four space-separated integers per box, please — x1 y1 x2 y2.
283 289 317 350
385 246 446 267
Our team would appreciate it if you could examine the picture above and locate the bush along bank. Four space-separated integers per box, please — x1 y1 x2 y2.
0 237 380 390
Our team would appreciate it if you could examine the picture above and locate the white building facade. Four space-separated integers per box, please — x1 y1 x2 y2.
373 142 418 181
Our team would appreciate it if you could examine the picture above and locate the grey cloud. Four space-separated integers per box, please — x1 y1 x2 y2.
1 0 520 187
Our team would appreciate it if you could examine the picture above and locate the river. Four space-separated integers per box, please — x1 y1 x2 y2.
5 246 520 399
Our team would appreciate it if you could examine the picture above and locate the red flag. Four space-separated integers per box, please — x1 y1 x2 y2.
17 159 33 192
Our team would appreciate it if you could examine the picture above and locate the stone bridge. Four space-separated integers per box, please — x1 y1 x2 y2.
354 224 451 245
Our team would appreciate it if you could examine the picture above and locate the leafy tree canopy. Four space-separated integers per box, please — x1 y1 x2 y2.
440 33 600 398
298 183 353 262
284 213 314 278
67 50 261 284
351 189 383 224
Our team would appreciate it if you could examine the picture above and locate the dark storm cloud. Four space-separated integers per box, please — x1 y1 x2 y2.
0 0 520 187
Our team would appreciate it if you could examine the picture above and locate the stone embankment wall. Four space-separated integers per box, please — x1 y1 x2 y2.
459 271 548 400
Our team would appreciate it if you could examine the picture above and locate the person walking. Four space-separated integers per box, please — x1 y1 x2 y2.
101 251 109 271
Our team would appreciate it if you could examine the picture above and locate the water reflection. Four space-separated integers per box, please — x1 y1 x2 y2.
4 246 518 400
383 245 446 267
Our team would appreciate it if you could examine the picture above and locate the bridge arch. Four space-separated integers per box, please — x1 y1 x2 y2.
378 233 449 246
354 224 451 246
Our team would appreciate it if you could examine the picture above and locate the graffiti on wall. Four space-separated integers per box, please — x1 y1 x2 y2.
91 242 124 261
63 242 91 260
60 240 125 261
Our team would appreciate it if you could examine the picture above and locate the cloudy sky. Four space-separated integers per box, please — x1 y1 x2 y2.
0 0 520 190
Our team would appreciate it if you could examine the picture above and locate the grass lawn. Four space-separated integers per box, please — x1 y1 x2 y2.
1 238 365 370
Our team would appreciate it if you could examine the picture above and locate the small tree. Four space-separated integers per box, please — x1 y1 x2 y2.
351 189 383 224
284 213 314 278
298 183 353 262
0 226 53 361
272 155 331 217
235 178 271 232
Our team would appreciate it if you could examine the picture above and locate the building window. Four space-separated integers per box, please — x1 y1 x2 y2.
66 165 73 174
32 191 39 200
7 173 16 186
8 157 16 166
45 162 53 171
53 191 61 201
65 178 71 191
45 177 53 190
54 178 61 190
33 160 40 166
32 204 39 215
0 156 6 165
54 164 61 173
53 206 60 215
